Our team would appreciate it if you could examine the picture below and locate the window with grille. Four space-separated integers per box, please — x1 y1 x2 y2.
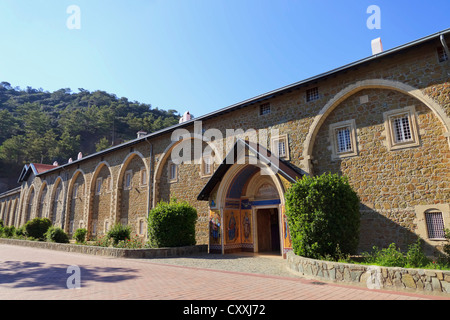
306 87 319 102
383 106 419 151
329 119 358 159
425 211 445 239
259 103 271 116
392 114 412 143
336 127 353 153
271 135 289 159
201 155 213 176
438 46 449 63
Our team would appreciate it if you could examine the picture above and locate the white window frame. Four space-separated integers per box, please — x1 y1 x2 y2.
124 170 132 190
271 134 289 160
95 177 102 195
383 106 420 151
140 167 147 186
73 183 79 199
201 154 214 177
329 119 358 160
168 161 178 183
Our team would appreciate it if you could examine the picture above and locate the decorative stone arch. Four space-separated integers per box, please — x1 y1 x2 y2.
152 134 222 207
215 162 286 210
37 181 49 218
115 151 149 224
301 79 450 174
64 169 87 233
87 161 113 237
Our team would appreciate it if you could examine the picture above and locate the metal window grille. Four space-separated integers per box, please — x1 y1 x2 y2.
438 47 449 62
306 87 319 102
259 103 271 115
277 140 286 157
393 114 412 143
425 211 445 239
203 156 212 175
336 127 352 153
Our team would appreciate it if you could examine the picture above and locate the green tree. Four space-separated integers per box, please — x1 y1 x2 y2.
285 173 360 260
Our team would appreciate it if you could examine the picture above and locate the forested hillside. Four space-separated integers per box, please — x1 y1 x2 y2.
0 81 181 192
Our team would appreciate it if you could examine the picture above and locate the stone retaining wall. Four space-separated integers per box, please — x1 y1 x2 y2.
0 238 207 259
286 251 450 296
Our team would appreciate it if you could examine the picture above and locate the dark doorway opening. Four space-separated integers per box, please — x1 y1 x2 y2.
257 208 280 255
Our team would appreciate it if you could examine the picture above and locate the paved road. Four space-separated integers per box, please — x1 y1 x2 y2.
0 244 447 302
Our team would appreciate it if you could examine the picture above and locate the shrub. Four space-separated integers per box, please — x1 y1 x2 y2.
14 226 26 238
107 223 131 245
285 173 360 260
363 243 407 267
406 238 430 268
45 226 69 243
24 217 52 240
148 200 197 248
73 228 87 244
2 225 16 238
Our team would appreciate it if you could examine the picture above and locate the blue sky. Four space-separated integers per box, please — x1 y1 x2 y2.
0 0 449 117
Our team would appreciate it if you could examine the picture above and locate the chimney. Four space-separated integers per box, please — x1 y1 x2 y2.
179 111 193 123
137 130 147 139
371 37 383 55
77 152 83 160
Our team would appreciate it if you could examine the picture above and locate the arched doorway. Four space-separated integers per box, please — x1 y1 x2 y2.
211 163 286 255
198 139 301 256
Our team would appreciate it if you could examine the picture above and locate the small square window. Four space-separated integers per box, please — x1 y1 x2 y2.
383 106 420 151
329 120 358 160
438 46 449 63
306 87 319 102
259 103 271 116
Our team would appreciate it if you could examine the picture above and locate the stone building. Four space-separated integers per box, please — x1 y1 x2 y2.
1 29 449 256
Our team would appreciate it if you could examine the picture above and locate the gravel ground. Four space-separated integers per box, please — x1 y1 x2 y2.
141 252 299 278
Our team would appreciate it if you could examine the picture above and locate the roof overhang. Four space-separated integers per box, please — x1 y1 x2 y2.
197 139 303 201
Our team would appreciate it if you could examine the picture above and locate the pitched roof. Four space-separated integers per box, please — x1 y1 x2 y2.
197 139 303 201
17 163 58 183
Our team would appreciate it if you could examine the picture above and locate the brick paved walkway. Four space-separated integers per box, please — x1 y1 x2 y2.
0 244 447 301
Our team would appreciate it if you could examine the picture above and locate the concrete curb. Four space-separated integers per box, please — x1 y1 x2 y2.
0 238 208 259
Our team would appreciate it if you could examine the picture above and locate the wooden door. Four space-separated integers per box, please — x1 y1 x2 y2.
257 209 271 252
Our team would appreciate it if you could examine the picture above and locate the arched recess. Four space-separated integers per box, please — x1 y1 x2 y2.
152 134 222 207
65 169 86 234
302 79 450 174
25 186 35 223
37 182 48 218
115 151 149 235
87 161 113 238
49 177 64 227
